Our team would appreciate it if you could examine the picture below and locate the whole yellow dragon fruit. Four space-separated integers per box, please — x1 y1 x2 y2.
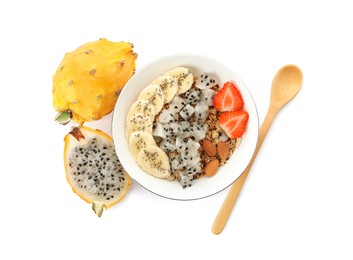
53 38 137 125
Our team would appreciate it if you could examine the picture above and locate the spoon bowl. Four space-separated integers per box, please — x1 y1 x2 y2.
271 65 303 109
212 64 303 235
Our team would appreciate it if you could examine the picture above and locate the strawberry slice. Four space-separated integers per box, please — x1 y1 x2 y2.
213 82 244 112
219 110 249 138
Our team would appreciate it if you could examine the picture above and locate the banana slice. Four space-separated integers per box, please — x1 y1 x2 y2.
164 67 194 94
125 112 153 139
138 145 171 179
137 83 164 114
126 99 156 123
129 131 157 161
153 75 178 104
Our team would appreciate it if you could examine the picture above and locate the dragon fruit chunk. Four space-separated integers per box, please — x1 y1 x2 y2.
163 122 182 137
181 148 200 166
158 109 179 124
153 122 166 139
175 136 187 153
179 121 191 138
177 170 193 188
184 88 201 105
191 122 207 140
195 74 218 89
186 163 202 176
169 96 186 113
179 104 195 120
186 138 201 150
170 154 186 171
200 89 215 106
194 101 209 123
160 137 176 153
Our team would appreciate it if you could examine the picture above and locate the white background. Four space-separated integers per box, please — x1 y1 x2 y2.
1 0 352 259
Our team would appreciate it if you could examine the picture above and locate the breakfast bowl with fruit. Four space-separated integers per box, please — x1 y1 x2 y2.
112 54 258 200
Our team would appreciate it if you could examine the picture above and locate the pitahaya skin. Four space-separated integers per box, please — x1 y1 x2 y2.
53 38 137 125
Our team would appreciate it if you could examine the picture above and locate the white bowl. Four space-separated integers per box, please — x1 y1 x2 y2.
112 54 259 200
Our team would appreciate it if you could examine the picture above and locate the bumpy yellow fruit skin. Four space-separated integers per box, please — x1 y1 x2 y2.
53 38 137 125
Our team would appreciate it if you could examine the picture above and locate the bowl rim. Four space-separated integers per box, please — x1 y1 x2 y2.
111 53 259 201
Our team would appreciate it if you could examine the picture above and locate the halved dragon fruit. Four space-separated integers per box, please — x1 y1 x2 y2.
194 101 209 123
200 89 215 106
179 104 195 120
195 74 217 89
184 88 201 105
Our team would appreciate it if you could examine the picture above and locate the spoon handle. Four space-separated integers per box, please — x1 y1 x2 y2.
212 107 277 235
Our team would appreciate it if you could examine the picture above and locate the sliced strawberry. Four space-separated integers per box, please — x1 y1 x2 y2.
213 82 244 112
219 111 249 138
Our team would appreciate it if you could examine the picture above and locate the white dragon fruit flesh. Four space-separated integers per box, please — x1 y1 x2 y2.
169 96 186 113
186 163 202 176
200 89 215 106
170 154 186 171
191 122 207 140
158 109 179 124
177 170 193 188
175 136 187 153
160 137 176 153
163 122 182 137
195 73 218 89
153 122 166 139
179 104 195 120
194 101 209 122
184 88 201 105
179 121 191 138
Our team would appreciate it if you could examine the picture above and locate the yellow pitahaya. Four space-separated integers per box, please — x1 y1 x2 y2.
53 38 137 125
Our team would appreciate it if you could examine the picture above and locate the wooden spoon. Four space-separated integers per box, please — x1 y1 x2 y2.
212 64 303 235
